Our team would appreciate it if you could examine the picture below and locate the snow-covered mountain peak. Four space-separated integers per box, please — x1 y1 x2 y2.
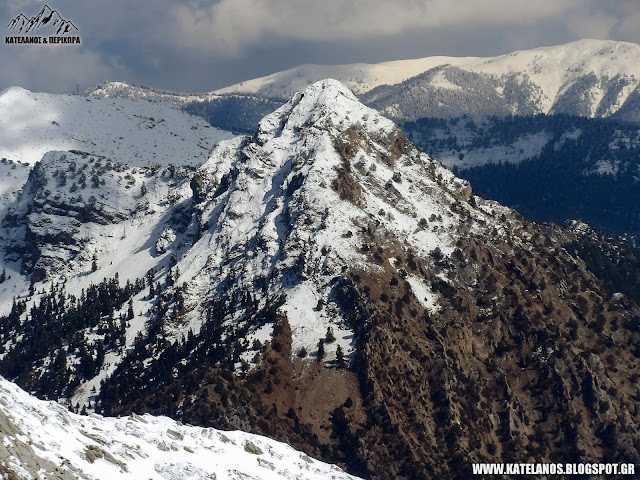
0 85 30 99
256 79 394 142
180 79 478 361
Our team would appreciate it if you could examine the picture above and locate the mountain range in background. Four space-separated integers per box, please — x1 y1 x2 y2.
88 38 640 241
93 39 640 122
215 39 640 122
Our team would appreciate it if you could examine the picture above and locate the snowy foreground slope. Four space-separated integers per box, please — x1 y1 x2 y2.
0 376 360 480
0 86 234 167
216 39 640 119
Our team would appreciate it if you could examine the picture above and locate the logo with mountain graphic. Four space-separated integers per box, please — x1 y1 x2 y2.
5 4 80 45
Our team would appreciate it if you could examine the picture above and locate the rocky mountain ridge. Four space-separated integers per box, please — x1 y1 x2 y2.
0 80 638 479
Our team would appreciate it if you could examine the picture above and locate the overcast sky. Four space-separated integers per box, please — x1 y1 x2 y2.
1 0 639 94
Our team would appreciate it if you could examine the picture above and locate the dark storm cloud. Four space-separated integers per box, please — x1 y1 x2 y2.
1 0 639 93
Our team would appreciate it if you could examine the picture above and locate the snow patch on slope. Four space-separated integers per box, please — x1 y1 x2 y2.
437 131 552 169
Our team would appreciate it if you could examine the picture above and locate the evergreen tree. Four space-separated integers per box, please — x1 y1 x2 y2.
146 268 155 288
325 326 336 343
336 344 347 369
317 339 325 362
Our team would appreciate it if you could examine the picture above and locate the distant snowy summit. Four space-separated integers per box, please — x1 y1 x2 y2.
215 39 640 121
0 86 234 167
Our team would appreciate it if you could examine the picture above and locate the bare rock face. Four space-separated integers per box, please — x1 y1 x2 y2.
347 225 640 479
